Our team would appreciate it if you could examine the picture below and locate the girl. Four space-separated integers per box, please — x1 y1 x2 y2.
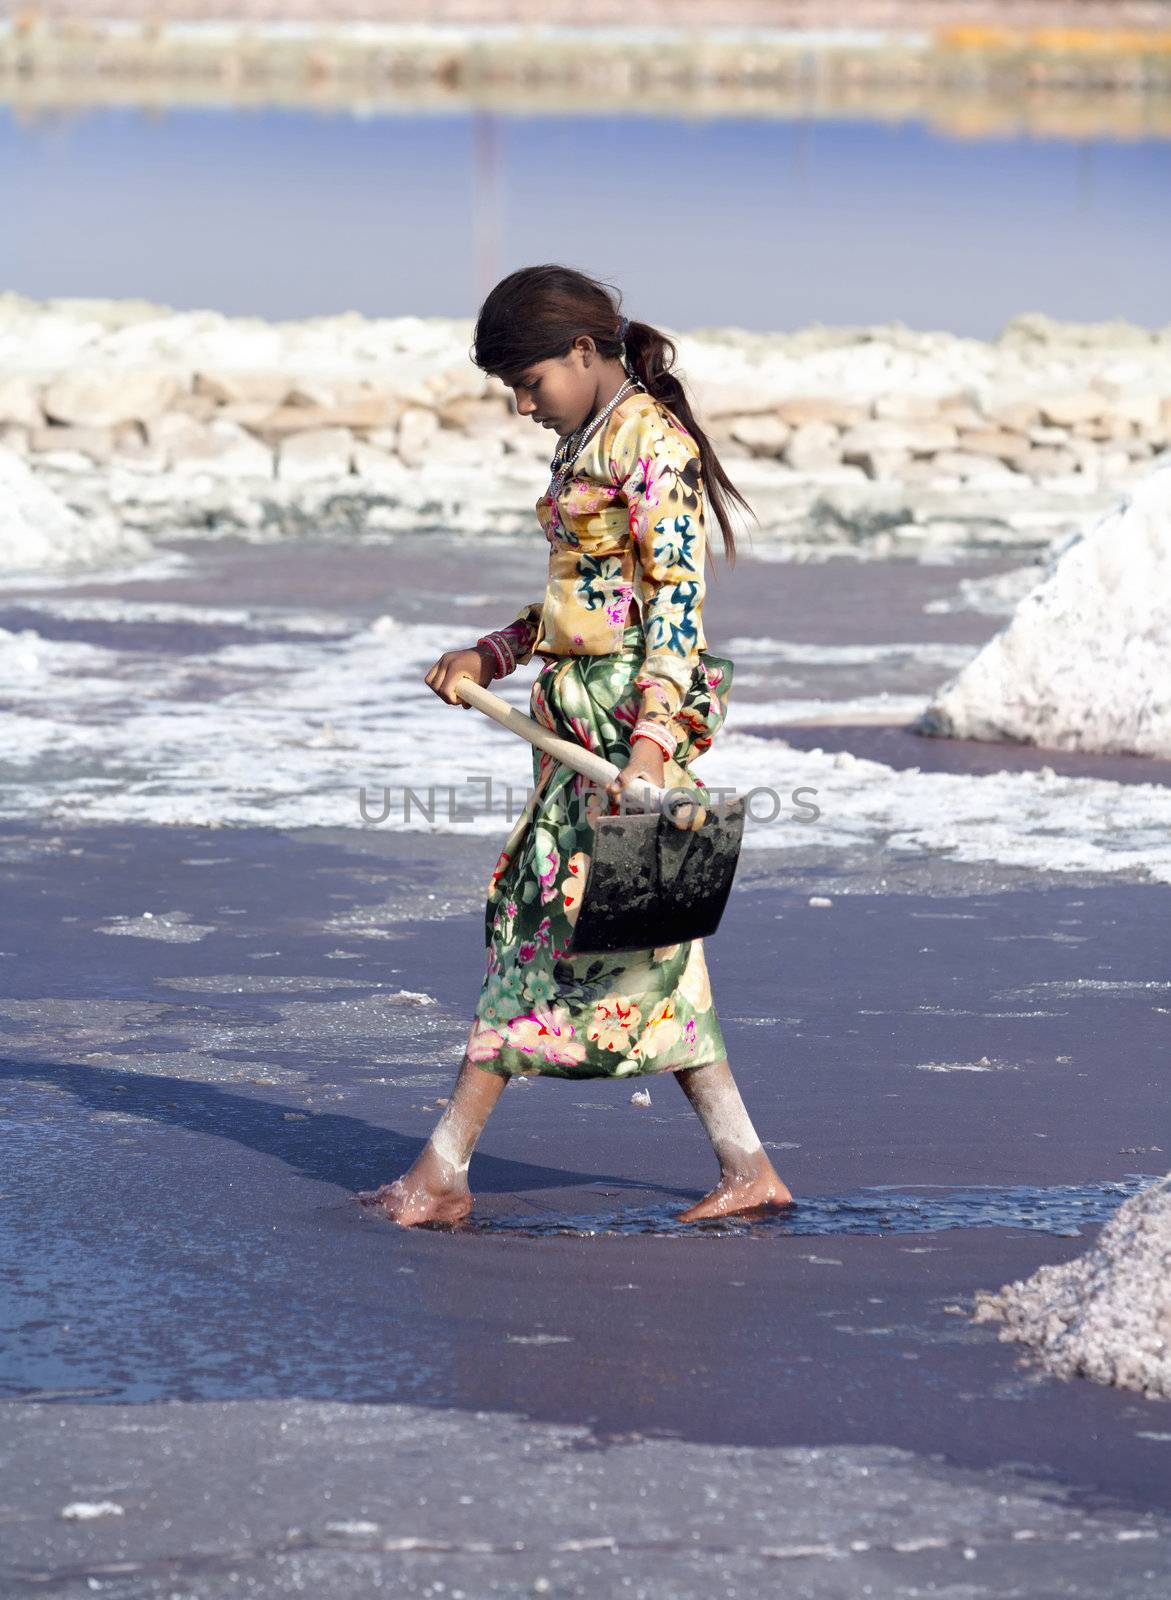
358 264 792 1228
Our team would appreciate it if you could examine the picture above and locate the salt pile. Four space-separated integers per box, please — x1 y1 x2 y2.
972 1173 1171 1399
0 445 148 574
915 463 1171 758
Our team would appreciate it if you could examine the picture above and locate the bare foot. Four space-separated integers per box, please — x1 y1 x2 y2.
676 1154 793 1223
357 1150 473 1227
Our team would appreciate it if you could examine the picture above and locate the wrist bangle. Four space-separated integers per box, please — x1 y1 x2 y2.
632 724 676 759
475 635 510 679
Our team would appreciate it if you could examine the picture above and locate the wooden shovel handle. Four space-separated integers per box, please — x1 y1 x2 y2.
452 672 686 819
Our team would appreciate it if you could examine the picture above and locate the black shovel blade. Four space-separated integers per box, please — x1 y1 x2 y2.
567 796 746 954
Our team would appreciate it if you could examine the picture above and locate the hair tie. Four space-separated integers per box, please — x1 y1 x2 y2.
617 314 630 343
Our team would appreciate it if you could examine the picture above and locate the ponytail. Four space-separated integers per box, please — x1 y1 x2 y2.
619 316 754 565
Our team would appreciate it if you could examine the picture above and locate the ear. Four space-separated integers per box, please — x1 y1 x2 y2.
573 335 597 367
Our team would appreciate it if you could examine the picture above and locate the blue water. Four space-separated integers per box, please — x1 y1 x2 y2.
458 1176 1157 1237
4 106 1168 334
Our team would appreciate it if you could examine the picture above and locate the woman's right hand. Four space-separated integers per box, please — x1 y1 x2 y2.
425 646 495 710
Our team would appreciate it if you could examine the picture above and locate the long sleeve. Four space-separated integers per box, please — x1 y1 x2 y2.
608 404 707 757
476 599 543 679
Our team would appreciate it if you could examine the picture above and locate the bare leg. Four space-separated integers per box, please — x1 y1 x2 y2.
357 1054 510 1227
673 1057 793 1222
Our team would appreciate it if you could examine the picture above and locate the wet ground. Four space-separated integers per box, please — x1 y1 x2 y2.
1 818 1170 1596
2 531 1171 1594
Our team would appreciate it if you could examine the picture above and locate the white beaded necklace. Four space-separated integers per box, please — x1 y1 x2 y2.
548 374 646 499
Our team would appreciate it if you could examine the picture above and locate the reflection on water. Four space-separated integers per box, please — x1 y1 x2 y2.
458 1174 1155 1238
3 106 1168 334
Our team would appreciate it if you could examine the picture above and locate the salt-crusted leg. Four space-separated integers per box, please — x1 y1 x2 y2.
673 1057 793 1221
357 1054 509 1227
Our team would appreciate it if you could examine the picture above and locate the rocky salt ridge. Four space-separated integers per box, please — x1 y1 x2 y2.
0 449 150 575
1 295 1170 570
917 464 1171 759
972 1174 1171 1401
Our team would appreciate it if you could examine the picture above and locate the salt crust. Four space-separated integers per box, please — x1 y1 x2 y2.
973 1174 1171 1400
919 464 1171 757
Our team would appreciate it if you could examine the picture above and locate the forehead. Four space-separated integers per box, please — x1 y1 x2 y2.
500 355 556 388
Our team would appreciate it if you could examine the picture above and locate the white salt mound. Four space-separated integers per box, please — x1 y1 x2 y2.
972 1174 1171 1399
0 446 149 574
916 463 1171 758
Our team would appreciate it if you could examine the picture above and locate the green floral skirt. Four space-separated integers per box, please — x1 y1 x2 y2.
465 622 734 1079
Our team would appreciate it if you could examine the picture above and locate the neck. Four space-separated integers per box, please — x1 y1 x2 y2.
594 361 635 413
567 366 637 443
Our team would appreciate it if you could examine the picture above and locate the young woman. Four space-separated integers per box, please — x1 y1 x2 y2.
358 264 792 1228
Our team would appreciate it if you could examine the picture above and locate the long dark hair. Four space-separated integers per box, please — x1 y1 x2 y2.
471 264 754 565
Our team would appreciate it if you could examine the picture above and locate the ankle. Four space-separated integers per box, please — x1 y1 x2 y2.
413 1140 471 1192
717 1144 771 1183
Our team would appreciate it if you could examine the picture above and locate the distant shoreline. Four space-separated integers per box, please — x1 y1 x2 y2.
3 15 1171 134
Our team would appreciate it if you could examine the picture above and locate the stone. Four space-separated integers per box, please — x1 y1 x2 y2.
219 401 281 429
167 419 273 479
870 393 943 421
693 381 783 421
1122 437 1156 460
276 427 354 481
364 428 400 452
840 420 958 460
285 378 396 410
848 447 912 481
1021 445 1080 479
0 376 43 428
352 441 410 486
915 462 1171 757
936 399 987 430
781 422 841 472
34 451 93 473
42 369 183 428
145 413 209 452
259 399 400 437
956 428 1031 464
427 366 491 403
928 451 1018 482
1038 391 1103 427
1071 415 1130 443
194 371 292 406
436 395 514 434
503 427 556 461
728 414 791 456
168 392 219 423
28 425 115 464
51 426 112 459
984 399 1039 432
775 398 866 428
1100 395 1162 431
396 406 440 468
428 430 506 467
112 434 168 474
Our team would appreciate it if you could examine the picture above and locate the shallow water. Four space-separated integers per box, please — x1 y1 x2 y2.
2 107 1167 333
458 1175 1155 1238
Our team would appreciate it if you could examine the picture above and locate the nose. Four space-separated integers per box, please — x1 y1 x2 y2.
517 397 537 418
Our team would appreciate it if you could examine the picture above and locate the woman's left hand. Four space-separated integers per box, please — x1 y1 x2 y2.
603 737 666 811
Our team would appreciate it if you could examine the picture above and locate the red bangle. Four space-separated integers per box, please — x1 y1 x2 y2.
476 635 510 678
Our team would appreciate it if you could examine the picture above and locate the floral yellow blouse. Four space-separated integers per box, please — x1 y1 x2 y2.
475 390 708 758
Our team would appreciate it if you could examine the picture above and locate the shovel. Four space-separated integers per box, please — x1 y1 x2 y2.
453 674 745 955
